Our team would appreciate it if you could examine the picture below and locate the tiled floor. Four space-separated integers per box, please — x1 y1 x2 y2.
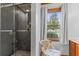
12 50 30 56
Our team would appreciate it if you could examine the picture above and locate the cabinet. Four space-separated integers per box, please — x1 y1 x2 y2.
69 40 79 56
69 40 76 56
76 44 79 55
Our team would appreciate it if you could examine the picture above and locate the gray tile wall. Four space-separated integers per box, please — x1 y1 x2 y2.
15 7 31 51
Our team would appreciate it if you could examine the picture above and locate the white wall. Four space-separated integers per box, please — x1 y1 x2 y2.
31 3 41 56
47 3 62 9
68 3 79 39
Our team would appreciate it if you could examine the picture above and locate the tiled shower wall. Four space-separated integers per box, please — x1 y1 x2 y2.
15 7 31 51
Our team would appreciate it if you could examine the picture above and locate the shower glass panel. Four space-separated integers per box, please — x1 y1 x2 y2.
0 4 16 56
15 6 31 56
0 3 31 56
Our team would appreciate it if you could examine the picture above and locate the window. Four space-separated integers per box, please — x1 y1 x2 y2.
47 12 61 41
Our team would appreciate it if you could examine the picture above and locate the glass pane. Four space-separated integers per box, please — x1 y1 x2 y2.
14 4 31 56
0 3 31 56
47 12 61 41
0 4 15 56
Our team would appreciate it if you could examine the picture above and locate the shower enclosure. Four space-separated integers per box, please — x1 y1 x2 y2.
0 3 31 56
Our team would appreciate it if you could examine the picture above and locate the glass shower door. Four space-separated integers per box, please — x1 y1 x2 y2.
0 4 15 56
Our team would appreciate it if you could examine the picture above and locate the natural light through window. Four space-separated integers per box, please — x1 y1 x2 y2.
47 12 61 41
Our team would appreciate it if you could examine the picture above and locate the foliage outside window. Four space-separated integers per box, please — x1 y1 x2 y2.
47 12 61 40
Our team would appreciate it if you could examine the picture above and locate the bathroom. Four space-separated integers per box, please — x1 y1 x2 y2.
0 3 69 56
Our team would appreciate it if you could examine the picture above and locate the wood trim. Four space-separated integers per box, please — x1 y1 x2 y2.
48 8 61 12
